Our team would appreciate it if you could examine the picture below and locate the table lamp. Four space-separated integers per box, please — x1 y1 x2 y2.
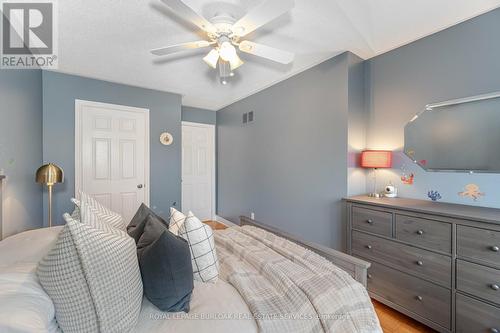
361 150 392 197
36 163 64 227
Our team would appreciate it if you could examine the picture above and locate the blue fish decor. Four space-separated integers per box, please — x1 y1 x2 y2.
428 190 442 202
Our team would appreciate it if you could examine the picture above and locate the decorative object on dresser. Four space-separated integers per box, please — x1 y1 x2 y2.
35 163 64 227
345 195 500 333
360 150 393 198
384 183 398 198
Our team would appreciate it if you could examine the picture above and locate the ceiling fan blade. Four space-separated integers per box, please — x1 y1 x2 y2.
160 0 217 34
231 0 295 37
239 41 294 64
151 40 211 56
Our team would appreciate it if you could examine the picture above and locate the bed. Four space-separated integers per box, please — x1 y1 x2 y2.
0 217 381 333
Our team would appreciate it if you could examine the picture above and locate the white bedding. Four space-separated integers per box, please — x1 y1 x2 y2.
0 228 63 333
0 227 258 333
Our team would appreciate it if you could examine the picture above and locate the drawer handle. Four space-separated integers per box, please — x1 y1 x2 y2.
491 284 499 291
416 229 424 235
416 296 423 301
366 219 374 224
491 246 500 252
367 274 372 279
366 245 372 250
490 329 499 333
416 260 424 266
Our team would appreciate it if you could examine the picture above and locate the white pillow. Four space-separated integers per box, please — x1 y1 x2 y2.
179 212 219 283
169 207 186 236
0 264 60 333
72 192 126 230
37 214 143 333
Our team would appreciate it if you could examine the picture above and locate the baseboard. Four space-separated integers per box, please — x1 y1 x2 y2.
215 215 238 227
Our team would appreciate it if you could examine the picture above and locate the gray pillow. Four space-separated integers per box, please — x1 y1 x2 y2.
138 215 193 312
127 203 169 244
37 214 143 333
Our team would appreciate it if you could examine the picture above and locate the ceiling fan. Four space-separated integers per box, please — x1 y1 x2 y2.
151 0 295 84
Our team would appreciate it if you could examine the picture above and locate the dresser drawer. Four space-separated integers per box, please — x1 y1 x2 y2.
456 293 500 333
353 231 451 287
457 260 500 306
395 215 452 253
457 225 500 268
367 261 451 329
352 206 392 237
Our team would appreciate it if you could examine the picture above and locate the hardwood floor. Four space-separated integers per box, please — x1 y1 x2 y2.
372 300 437 333
205 221 434 332
203 220 228 230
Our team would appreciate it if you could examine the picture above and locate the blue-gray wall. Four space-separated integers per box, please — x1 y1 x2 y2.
42 71 182 226
0 70 43 237
217 53 365 249
365 8 500 208
182 106 217 124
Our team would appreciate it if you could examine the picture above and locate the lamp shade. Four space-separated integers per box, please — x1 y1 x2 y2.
361 150 392 168
36 163 64 185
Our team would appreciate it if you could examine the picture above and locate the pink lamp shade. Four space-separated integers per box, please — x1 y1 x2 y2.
361 150 392 168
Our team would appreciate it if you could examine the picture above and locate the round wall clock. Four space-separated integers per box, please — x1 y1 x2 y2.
159 132 173 146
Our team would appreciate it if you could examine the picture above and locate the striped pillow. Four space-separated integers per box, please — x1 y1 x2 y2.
169 207 186 236
72 192 126 230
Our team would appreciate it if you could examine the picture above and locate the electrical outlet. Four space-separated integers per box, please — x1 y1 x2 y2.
250 212 255 220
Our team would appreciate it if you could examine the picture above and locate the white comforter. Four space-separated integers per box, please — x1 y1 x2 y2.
0 227 257 333
0 227 62 333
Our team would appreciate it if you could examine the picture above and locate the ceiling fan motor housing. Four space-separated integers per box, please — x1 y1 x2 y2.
210 13 237 36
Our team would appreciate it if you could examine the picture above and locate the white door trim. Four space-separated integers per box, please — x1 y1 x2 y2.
181 121 216 220
75 99 150 205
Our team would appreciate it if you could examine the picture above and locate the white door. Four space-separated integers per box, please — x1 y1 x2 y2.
75 100 149 223
182 122 215 221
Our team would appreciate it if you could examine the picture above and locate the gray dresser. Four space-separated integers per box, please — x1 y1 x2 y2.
345 196 500 333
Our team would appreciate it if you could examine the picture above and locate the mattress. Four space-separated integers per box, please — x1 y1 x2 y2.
0 227 258 333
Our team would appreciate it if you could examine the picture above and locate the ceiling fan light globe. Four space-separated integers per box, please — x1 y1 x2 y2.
219 41 237 62
229 54 244 71
203 49 219 69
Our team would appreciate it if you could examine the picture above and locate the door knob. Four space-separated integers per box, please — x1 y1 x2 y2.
137 184 143 189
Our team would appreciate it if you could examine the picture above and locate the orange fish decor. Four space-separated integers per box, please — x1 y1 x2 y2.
401 173 415 185
458 184 485 201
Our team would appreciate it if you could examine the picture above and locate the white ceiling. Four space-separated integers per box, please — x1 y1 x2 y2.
56 0 500 110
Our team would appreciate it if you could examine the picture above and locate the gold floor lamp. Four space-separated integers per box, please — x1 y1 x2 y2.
36 163 64 227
